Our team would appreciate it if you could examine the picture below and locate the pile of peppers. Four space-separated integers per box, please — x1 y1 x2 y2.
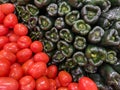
1 0 120 90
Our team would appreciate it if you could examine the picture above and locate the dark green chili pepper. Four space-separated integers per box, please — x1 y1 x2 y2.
88 26 104 44
21 11 31 22
101 29 120 46
46 3 58 16
26 4 39 16
74 36 86 50
72 20 91 36
39 15 52 30
68 0 84 8
54 17 65 29
58 1 71 16
65 10 80 26
57 40 74 58
65 58 77 69
72 51 87 66
16 5 26 16
99 64 120 90
81 4 101 24
45 27 59 43
28 16 38 28
85 45 107 66
59 28 73 43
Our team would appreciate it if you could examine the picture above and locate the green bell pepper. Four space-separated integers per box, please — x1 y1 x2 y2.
21 11 31 22
112 60 120 74
28 16 38 29
54 17 65 29
65 58 77 69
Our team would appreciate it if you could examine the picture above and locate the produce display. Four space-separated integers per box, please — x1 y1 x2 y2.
0 0 120 90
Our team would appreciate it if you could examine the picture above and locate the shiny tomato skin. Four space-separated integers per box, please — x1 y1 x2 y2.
9 33 20 42
49 79 57 90
28 62 47 79
19 75 35 90
68 83 79 90
0 77 19 90
0 58 11 76
16 48 32 63
0 11 5 24
0 25 9 36
57 87 68 90
55 77 61 88
36 76 50 90
0 36 9 49
78 77 98 90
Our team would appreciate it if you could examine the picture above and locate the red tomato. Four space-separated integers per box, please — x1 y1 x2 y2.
3 42 19 53
22 58 34 75
9 63 24 80
0 77 19 90
19 75 36 90
0 58 11 76
34 52 49 63
58 71 72 87
49 79 57 90
3 13 18 28
36 76 50 90
0 36 9 49
47 65 58 79
78 76 98 90
1 3 15 15
0 11 5 24
68 83 79 90
55 77 61 88
17 36 32 49
0 25 9 36
9 33 20 42
14 23 28 36
30 41 43 53
0 50 16 64
16 48 32 63
28 62 47 79
58 87 68 90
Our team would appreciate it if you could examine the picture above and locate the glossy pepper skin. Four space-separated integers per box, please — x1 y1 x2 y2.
28 16 38 29
112 21 120 35
99 64 120 90
16 5 25 17
85 45 107 66
88 26 104 44
54 17 65 29
81 4 101 24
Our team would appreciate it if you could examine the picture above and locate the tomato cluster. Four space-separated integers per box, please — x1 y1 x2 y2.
0 3 98 90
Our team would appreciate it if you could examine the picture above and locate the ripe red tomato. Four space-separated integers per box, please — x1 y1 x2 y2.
0 58 11 76
0 36 9 49
17 36 32 49
1 3 15 15
30 41 43 53
0 11 5 24
49 79 57 90
58 71 72 87
47 65 58 79
28 62 47 79
0 77 19 90
36 76 50 90
16 48 32 63
9 63 24 80
57 87 68 90
34 52 49 63
68 83 79 90
3 13 18 28
9 33 20 42
14 23 28 36
0 25 9 36
55 77 61 88
19 75 36 90
78 76 98 90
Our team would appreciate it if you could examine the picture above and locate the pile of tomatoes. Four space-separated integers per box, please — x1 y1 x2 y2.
0 3 98 90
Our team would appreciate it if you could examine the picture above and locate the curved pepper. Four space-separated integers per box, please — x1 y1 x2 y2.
74 36 86 50
21 11 31 22
16 5 25 17
65 10 80 26
99 64 120 90
65 58 77 69
88 26 104 44
72 20 91 36
45 27 59 43
28 16 38 28
112 21 120 35
72 51 87 66
54 17 65 29
68 0 84 8
59 28 73 43
38 15 52 30
85 45 107 66
58 1 71 16
81 4 101 24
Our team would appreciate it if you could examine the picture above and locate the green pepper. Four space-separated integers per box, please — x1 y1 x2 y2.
58 1 71 16
65 58 77 69
38 15 52 30
99 64 120 90
26 4 39 16
0 0 9 3
101 29 120 46
58 62 67 71
88 26 104 44
72 20 91 36
54 17 65 29
81 4 101 24
45 27 59 43
112 21 120 35
74 36 86 50
72 51 87 66
85 45 107 66
57 40 74 58
112 60 120 74
28 16 38 28
46 3 58 16
109 0 120 6
68 0 84 8
59 28 73 43
21 11 31 22
16 5 26 17
65 10 80 26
